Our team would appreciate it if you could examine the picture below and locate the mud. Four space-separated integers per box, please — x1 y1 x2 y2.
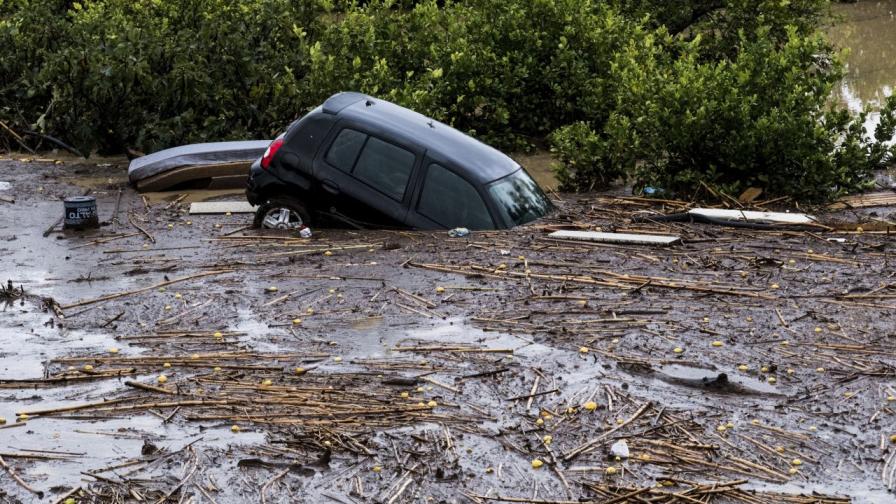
1 157 895 503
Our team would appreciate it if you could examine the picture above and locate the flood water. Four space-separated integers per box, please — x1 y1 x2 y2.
830 0 896 130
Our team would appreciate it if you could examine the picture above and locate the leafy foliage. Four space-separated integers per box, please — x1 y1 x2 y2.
0 0 892 201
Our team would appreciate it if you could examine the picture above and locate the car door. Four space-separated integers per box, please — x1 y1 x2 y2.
405 159 497 230
313 124 420 226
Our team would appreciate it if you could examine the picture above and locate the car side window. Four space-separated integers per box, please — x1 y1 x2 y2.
352 136 415 201
325 128 366 171
418 163 494 229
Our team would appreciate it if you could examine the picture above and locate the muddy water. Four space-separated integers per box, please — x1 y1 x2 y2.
830 0 896 120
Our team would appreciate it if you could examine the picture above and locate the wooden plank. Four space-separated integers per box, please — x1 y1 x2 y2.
547 230 680 246
135 162 250 192
688 208 815 225
829 191 896 210
189 201 257 214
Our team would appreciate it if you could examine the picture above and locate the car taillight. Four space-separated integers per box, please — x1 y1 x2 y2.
260 138 284 170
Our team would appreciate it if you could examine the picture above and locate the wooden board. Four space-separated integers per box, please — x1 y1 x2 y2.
189 201 257 214
688 208 815 225
548 230 681 246
135 162 250 192
829 191 896 210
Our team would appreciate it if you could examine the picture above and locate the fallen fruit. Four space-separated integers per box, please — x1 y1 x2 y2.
737 365 749 371
535 418 544 426
108 347 119 354
673 347 684 354
579 346 589 354
435 286 446 294
372 465 382 472
711 340 723 347
294 367 306 375
584 401 598 411
158 375 168 384
324 250 333 256
231 424 240 433
791 458 802 466
174 293 183 299
427 400 438 408
17 414 28 422
267 286 278 292
0 417 5 425
543 435 553 445
83 364 94 371
333 356 342 362
531 459 543 469
400 392 409 398
163 362 171 368
213 367 222 372
605 466 617 475
768 377 777 384
292 318 302 325
261 379 273 387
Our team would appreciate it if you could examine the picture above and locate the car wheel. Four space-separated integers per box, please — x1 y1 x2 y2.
254 197 311 230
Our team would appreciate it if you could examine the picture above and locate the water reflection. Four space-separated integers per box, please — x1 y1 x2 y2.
829 1 896 130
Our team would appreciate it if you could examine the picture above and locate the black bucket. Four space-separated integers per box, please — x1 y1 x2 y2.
64 196 99 229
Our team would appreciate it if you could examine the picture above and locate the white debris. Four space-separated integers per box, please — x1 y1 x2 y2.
688 208 816 225
189 201 257 214
548 230 680 246
610 440 630 459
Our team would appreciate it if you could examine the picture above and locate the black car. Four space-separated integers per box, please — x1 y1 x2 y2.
246 92 553 230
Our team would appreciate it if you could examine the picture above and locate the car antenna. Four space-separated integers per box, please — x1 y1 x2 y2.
427 121 435 129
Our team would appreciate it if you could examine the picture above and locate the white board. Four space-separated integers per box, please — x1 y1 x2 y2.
548 230 681 246
189 201 257 214
688 208 815 225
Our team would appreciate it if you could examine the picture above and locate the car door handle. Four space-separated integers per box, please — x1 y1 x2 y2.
322 179 340 195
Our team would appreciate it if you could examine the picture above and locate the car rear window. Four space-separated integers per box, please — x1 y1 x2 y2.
418 164 493 229
325 128 366 171
353 137 415 201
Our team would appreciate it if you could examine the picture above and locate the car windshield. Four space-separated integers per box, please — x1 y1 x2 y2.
487 169 553 227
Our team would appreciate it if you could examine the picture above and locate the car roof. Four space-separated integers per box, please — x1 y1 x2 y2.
321 92 520 185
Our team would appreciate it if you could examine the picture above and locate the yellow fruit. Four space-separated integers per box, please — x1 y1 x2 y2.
844 392 854 398
776 446 785 453
294 367 306 375
292 318 302 325
213 331 223 338
83 364 94 371
768 377 777 384
814 327 822 333
372 465 382 473
158 287 167 292
605 466 617 475
771 283 780 289
786 368 795 375
186 221 192 226
231 425 240 433
306 308 315 315
726 422 734 429
167 224 174 229
788 259 796 265
427 400 438 408
887 396 895 402
157 375 168 384
213 367 222 372
531 459 544 469
485 467 494 473
889 434 896 443
164 305 172 311
751 419 760 425
816 367 825 373
416 386 424 392
191 354 199 360
17 414 28 422
584 401 598 411
737 365 749 371
761 366 769 373
267 286 278 292
400 392 409 398
225 212 232 216
261 379 273 387
791 459 802 466
703 317 710 322
108 347 119 354
435 286 446 294
711 341 723 347
579 346 589 354
808 426 817 432
639 453 651 461
535 418 544 426
174 293 182 299
788 467 798 475
717 425 727 433
324 251 333 256
333 356 342 362
0 417 4 425
673 347 684 354
543 435 553 445
163 362 171 368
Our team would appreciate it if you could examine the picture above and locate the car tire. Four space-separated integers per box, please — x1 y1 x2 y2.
253 196 312 230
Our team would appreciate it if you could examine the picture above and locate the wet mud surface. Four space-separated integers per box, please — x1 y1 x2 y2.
1 157 895 503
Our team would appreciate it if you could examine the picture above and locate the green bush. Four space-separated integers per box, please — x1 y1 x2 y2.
0 0 892 202
2 0 323 153
552 23 895 201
